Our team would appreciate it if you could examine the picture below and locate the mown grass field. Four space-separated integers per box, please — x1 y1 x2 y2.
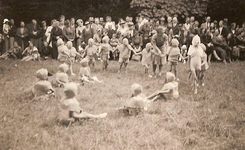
0 59 245 150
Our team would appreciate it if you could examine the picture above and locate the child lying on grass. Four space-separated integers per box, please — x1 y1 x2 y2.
59 82 107 123
148 72 179 101
79 58 103 84
32 68 55 97
118 83 149 116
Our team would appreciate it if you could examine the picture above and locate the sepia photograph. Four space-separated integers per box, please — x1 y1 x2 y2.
0 0 245 149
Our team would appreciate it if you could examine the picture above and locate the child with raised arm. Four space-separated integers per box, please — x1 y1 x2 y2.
118 83 149 116
99 36 112 71
148 72 179 101
59 82 107 124
79 58 103 84
85 38 97 67
117 38 136 73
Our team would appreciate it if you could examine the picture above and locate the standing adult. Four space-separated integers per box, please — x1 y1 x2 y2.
151 27 168 77
16 21 29 55
9 19 17 48
2 19 10 54
76 19 85 49
29 19 41 50
62 20 75 45
51 21 63 59
81 21 94 45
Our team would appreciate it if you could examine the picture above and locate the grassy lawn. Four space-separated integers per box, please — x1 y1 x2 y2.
0 60 245 150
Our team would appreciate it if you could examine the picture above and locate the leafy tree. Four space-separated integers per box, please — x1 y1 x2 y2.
130 0 208 19
207 0 245 24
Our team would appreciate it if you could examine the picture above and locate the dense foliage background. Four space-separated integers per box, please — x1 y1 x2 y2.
0 0 245 25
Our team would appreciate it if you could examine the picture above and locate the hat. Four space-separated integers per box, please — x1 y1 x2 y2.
192 35 200 46
94 18 99 22
57 38 64 46
181 45 187 50
119 20 126 25
145 43 152 50
131 83 143 96
102 36 109 43
42 21 46 24
171 39 179 47
85 21 90 25
89 17 94 22
200 43 206 51
64 82 78 97
166 72 175 82
76 19 83 24
36 68 48 80
58 63 69 73
173 17 178 22
160 17 165 21
128 22 134 26
3 19 9 24
66 41 73 47
99 17 104 22
88 38 94 45
80 58 89 67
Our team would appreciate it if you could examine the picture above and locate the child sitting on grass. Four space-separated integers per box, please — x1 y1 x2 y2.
53 63 69 87
148 72 179 101
59 82 107 124
0 42 21 60
85 38 97 67
98 36 112 71
168 38 185 78
117 38 136 73
21 41 40 61
118 83 149 116
79 58 103 84
32 68 55 97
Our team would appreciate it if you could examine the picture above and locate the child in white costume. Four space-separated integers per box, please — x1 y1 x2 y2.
79 58 103 84
59 82 107 123
148 72 179 101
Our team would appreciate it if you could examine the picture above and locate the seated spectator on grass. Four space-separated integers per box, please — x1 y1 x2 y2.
40 41 52 60
21 41 40 61
212 29 231 64
0 41 21 60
